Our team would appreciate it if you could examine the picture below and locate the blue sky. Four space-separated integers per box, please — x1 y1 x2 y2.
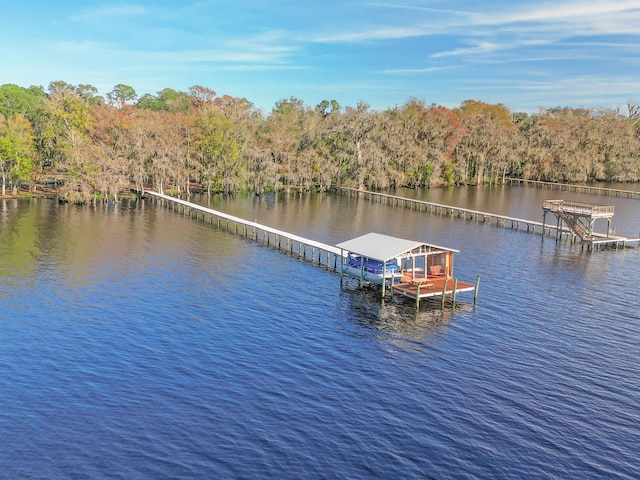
2 1 639 113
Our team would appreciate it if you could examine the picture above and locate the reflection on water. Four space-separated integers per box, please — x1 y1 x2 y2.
338 279 476 351
2 185 640 479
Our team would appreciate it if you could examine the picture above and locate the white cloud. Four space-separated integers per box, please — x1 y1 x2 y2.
383 66 457 75
70 4 148 22
312 25 430 43
220 65 309 72
432 42 507 59
312 0 640 45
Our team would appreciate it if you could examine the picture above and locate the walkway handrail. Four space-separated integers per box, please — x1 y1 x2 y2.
341 187 547 228
146 190 343 255
506 178 640 199
543 199 615 216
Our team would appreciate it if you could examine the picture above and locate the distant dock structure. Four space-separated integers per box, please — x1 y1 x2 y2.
542 200 639 250
341 188 640 250
341 187 561 235
505 178 640 199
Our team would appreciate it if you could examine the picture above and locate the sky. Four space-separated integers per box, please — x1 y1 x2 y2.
1 0 639 114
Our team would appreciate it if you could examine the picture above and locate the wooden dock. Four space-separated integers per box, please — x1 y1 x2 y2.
392 276 477 309
541 199 640 250
505 178 640 199
341 187 562 236
341 188 640 249
144 191 478 308
145 191 343 270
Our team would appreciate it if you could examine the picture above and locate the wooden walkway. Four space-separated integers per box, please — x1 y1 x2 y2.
341 187 562 236
145 191 343 270
341 188 640 249
505 178 640 199
144 190 478 307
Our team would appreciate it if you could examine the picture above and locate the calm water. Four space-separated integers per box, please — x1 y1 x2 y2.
1 185 639 479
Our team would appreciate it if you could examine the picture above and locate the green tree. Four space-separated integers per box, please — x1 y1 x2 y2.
137 88 191 112
107 84 137 108
194 109 241 195
0 83 47 122
0 114 36 195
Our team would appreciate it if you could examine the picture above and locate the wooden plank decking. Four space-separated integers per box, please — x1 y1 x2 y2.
341 187 561 235
341 187 640 249
392 276 477 308
144 190 479 308
145 190 343 269
506 178 640 199
393 277 475 297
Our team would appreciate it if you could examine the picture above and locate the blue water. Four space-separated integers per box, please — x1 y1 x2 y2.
1 187 639 479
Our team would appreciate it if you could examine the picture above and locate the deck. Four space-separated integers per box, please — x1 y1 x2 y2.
391 275 477 308
542 200 614 219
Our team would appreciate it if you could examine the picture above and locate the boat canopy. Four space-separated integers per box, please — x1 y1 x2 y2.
335 232 457 262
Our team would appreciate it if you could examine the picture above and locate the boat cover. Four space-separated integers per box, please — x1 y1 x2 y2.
336 232 442 262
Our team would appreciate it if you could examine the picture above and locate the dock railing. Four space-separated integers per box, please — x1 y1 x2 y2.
542 200 615 217
506 178 640 199
341 187 565 236
145 190 343 270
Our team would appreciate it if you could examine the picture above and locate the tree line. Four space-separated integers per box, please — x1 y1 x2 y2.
0 81 639 202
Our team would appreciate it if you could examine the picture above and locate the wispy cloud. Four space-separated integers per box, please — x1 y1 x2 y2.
70 4 148 22
475 0 640 26
312 0 640 45
383 66 457 75
220 65 309 72
50 40 111 54
432 42 508 59
149 48 295 64
312 25 430 43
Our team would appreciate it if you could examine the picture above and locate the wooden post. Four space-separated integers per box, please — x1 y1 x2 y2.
452 279 458 306
474 276 480 305
381 263 386 298
441 276 448 308
416 282 421 310
390 272 395 296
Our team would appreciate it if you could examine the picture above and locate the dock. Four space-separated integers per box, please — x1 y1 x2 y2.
145 191 477 308
340 188 640 249
392 276 477 309
505 178 640 199
336 232 479 309
341 187 640 249
341 187 561 235
145 191 343 270
543 199 640 250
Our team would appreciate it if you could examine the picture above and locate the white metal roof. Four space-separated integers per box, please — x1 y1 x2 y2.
335 232 456 262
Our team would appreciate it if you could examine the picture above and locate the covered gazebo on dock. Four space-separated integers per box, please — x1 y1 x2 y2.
336 233 479 308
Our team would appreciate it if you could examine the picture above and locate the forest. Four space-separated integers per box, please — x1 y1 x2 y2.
0 81 639 203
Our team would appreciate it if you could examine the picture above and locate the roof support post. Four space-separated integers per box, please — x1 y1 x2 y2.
381 263 386 298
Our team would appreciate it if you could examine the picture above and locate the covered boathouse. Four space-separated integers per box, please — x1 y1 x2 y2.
336 233 479 308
